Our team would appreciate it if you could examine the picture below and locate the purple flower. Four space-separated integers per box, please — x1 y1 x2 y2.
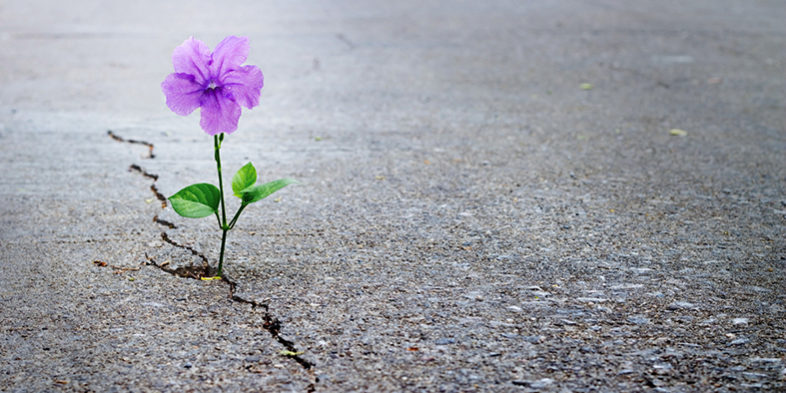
161 36 264 135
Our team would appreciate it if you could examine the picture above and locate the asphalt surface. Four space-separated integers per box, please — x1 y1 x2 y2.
1 0 785 392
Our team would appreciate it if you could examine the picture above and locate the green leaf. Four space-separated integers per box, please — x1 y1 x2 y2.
168 183 220 218
241 178 297 205
232 162 257 197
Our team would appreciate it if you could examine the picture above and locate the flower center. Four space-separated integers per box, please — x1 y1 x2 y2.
207 80 219 90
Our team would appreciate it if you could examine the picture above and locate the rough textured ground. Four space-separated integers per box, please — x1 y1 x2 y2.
1 0 784 392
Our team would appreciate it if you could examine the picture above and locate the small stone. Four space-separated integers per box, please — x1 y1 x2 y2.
512 378 553 389
463 291 482 300
530 378 554 389
183 363 192 369
576 297 608 303
435 338 456 345
732 318 749 325
730 337 750 346
627 315 650 325
507 305 522 312
524 335 543 344
667 301 697 310
653 363 672 375
611 283 644 290
750 357 781 364
653 337 670 345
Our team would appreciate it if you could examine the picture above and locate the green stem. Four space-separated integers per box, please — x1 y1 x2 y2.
217 227 228 277
214 134 229 276
228 204 247 230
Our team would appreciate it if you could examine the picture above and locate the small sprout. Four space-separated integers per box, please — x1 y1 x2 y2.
580 83 593 90
669 128 688 137
162 36 296 278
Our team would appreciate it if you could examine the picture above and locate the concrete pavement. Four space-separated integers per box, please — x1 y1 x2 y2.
1 0 784 391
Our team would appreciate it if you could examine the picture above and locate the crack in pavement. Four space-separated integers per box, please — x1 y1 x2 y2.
159 232 211 273
108 130 155 158
127 164 168 209
109 130 317 391
152 214 177 229
223 277 316 373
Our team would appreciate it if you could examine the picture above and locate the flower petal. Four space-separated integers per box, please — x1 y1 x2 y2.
161 73 204 116
211 36 249 77
222 65 264 109
172 37 211 84
199 89 242 135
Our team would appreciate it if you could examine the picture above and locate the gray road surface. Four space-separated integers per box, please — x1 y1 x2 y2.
1 0 784 391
